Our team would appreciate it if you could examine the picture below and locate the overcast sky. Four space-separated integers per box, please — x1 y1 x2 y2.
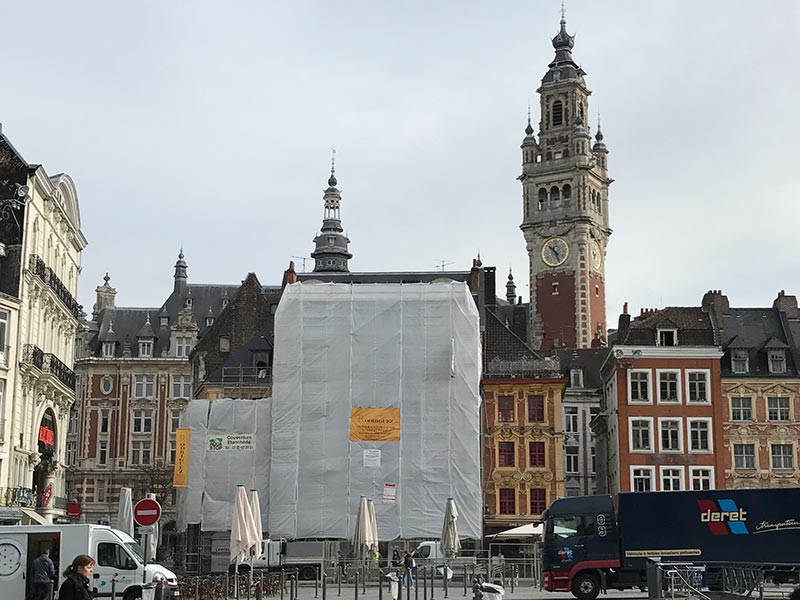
1 1 798 323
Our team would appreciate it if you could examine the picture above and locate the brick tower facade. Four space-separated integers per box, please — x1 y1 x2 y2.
520 15 611 350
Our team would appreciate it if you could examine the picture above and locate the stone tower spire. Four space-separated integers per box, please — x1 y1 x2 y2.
506 268 517 304
519 11 612 350
173 248 188 294
311 153 352 272
92 272 117 320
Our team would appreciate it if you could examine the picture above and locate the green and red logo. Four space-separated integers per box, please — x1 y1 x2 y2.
698 499 748 535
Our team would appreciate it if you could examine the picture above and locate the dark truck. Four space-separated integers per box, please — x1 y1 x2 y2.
540 488 800 600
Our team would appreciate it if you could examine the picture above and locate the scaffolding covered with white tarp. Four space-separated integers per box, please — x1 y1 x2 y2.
177 397 271 532
269 281 482 540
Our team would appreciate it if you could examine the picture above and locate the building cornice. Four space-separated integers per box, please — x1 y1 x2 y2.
611 345 723 360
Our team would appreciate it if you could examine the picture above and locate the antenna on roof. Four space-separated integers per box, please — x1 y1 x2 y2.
292 256 310 272
561 0 566 21
436 260 455 271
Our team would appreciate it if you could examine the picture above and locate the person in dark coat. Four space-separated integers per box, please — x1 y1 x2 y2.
58 554 95 600
30 548 56 600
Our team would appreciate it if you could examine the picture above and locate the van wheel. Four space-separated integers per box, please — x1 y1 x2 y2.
124 588 142 600
300 566 317 580
572 573 600 600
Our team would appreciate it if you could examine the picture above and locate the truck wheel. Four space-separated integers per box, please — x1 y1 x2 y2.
300 566 317 580
124 588 142 600
571 573 600 600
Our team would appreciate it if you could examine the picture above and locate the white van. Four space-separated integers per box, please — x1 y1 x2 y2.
0 524 178 599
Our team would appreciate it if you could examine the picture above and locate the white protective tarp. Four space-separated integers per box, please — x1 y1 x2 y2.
269 282 482 540
177 397 271 532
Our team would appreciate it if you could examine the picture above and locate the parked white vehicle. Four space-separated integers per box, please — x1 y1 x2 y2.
0 524 178 600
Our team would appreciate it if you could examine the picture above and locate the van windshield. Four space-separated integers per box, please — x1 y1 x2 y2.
125 542 145 563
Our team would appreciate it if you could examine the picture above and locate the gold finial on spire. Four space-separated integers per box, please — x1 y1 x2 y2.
330 145 336 176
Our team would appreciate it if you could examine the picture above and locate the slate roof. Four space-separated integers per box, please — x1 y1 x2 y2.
491 301 529 344
555 348 611 390
87 282 241 358
618 307 716 346
716 308 799 378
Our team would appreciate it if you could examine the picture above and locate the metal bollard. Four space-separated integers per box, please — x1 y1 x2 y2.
355 569 359 600
296 570 301 600
444 565 448 598
194 575 200 600
430 565 435 600
363 565 367 595
399 569 404 600
510 566 515 594
316 567 320 599
378 571 383 600
281 570 286 600
338 565 342 597
290 575 296 600
408 569 412 600
423 567 428 600
323 573 328 600
464 566 468 597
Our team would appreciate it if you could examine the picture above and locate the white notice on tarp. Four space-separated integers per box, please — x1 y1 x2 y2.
383 483 397 504
363 449 381 468
206 433 255 452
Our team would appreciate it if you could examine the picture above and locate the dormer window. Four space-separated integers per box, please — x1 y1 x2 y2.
769 350 786 374
185 297 193 307
570 369 584 388
731 350 749 374
139 341 153 358
102 342 115 358
219 336 230 353
222 299 229 308
657 329 677 347
160 316 169 327
206 317 214 326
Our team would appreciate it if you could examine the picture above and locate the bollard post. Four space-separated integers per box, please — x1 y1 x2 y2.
194 575 199 600
378 571 382 600
316 567 320 599
444 564 448 598
297 570 301 600
430 564 435 600
363 565 367 595
338 564 342 597
111 576 117 600
355 569 359 600
407 568 412 600
416 569 419 600
398 569 403 600
227 571 231 600
281 570 286 600
510 566 515 594
423 567 428 600
323 573 328 600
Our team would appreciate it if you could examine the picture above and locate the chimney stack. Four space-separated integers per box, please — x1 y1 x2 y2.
618 303 631 341
701 289 729 316
773 290 798 318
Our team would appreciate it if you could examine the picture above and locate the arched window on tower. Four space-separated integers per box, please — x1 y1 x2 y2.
552 101 563 126
562 185 572 207
538 188 547 210
550 186 561 207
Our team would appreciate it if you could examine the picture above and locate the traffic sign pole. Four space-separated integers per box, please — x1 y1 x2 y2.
133 498 162 584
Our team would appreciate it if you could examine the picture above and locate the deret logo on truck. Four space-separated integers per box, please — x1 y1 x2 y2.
698 499 748 535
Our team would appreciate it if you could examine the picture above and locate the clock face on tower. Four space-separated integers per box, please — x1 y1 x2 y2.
541 237 569 267
590 239 603 269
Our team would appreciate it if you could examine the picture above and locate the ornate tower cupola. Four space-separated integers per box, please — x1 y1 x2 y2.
311 154 352 273
506 268 517 304
519 10 612 350
173 249 188 295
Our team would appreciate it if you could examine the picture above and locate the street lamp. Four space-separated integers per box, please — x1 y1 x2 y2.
0 183 28 229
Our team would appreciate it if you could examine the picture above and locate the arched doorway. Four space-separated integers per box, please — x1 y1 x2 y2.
33 408 57 506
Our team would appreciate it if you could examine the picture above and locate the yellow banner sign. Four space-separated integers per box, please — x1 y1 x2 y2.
173 428 190 488
349 408 401 442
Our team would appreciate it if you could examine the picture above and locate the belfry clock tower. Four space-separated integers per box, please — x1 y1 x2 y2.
519 14 611 350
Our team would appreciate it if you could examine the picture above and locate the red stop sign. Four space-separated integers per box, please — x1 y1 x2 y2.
133 498 162 527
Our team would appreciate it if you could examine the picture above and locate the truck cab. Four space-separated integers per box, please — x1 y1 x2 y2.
541 495 623 600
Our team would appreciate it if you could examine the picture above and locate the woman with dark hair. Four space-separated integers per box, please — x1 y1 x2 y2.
58 554 95 600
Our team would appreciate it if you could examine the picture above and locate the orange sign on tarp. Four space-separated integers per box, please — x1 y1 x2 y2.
173 428 190 488
349 407 401 442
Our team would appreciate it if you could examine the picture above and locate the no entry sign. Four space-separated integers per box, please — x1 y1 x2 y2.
133 498 162 527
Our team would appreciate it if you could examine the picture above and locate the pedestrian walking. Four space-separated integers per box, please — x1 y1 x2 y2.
402 550 416 588
30 548 57 600
58 555 95 600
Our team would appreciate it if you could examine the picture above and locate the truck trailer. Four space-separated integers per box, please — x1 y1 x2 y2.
540 488 800 600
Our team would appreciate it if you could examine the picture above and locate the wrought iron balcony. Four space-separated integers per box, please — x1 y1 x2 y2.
22 345 75 390
23 344 44 370
28 254 82 318
43 352 76 390
0 486 35 508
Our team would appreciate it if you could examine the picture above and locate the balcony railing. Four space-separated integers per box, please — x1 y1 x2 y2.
22 345 75 390
207 366 272 387
0 486 36 508
23 344 44 370
29 254 82 319
43 352 76 390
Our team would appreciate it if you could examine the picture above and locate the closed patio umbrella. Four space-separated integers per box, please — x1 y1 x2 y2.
441 497 460 559
116 487 134 537
249 489 263 560
230 485 260 566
